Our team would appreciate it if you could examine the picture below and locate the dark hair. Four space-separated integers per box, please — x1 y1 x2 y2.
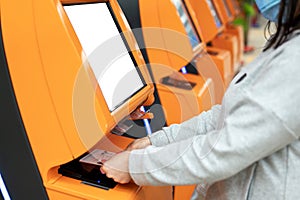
264 0 300 51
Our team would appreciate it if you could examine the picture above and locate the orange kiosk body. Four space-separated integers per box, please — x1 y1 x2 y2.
1 0 172 199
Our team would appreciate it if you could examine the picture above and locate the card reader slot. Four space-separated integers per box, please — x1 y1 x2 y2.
58 153 117 190
161 76 196 90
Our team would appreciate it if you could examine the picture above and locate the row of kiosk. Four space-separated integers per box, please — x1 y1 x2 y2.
0 0 243 199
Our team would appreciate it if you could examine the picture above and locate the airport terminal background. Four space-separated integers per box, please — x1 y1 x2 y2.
0 1 269 199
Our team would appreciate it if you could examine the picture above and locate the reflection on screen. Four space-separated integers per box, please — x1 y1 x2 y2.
222 0 232 17
205 0 222 28
172 0 201 49
64 3 145 111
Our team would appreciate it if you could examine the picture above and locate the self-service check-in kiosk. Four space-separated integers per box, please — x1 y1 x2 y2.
118 0 218 125
181 0 232 87
214 0 244 72
225 0 244 62
187 0 240 75
0 0 172 199
117 1 226 198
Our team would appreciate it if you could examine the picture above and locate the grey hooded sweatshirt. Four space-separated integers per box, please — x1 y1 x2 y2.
129 31 300 199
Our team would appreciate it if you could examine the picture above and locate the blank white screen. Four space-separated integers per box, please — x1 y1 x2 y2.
64 3 145 111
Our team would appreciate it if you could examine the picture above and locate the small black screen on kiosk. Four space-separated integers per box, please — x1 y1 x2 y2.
64 3 146 112
172 0 201 49
206 0 222 28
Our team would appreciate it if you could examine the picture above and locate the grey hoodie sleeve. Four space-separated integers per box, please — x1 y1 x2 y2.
129 34 300 186
129 91 299 186
149 105 222 147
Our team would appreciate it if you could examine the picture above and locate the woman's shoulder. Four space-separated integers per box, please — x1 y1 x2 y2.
256 31 300 76
277 31 300 55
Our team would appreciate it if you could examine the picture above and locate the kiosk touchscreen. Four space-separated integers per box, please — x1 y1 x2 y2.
63 3 146 112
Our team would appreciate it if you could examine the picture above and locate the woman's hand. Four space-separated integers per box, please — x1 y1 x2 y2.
126 136 151 151
100 151 131 184
100 137 151 183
